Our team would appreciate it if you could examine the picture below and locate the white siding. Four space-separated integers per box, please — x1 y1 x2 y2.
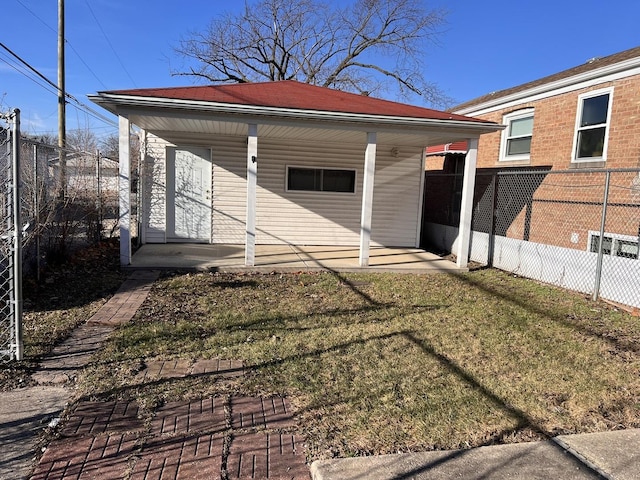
210 136 248 243
144 134 422 247
253 139 363 245
143 134 170 243
371 150 423 247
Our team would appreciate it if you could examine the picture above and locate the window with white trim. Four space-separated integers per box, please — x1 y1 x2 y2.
499 109 534 162
286 166 356 193
588 231 639 259
572 88 613 162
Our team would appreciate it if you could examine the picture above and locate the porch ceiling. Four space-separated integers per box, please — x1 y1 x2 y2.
126 109 488 147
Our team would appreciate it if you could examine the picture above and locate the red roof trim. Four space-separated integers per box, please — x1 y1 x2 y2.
425 141 468 156
102 80 489 124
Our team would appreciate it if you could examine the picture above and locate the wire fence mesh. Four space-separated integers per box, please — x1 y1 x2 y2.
424 168 640 310
15 137 121 279
0 110 22 361
0 110 126 361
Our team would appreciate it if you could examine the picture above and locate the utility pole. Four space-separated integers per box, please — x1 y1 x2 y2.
58 0 66 198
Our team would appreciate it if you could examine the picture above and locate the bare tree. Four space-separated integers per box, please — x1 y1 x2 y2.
175 0 451 106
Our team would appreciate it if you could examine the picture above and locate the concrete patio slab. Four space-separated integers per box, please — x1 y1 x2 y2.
230 397 295 430
557 429 640 480
129 244 464 273
60 401 143 437
310 439 604 480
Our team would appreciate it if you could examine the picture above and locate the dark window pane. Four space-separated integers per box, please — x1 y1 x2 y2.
616 240 639 259
288 168 321 191
288 167 355 193
590 235 612 255
577 127 606 158
322 169 355 192
580 94 609 127
506 137 531 156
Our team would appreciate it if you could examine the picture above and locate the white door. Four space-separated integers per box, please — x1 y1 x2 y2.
167 147 212 242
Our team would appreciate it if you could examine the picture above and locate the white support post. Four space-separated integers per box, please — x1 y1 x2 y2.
456 137 479 268
118 115 131 266
245 124 258 266
359 132 377 267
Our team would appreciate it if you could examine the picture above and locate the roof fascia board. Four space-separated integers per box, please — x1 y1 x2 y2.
455 59 640 116
124 108 499 142
89 93 501 134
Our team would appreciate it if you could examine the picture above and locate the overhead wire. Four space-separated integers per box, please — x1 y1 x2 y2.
83 0 138 87
0 42 118 128
15 0 108 90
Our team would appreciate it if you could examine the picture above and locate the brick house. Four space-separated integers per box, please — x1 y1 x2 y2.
423 46 640 308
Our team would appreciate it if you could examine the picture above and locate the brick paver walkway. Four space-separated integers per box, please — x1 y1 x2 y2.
32 270 160 386
26 269 311 479
32 394 309 479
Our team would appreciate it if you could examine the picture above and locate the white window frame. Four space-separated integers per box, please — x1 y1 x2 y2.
587 230 639 259
499 108 534 162
571 87 614 163
285 165 357 195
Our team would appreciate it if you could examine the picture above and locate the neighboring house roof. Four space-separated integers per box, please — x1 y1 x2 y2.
425 141 468 156
454 45 640 115
99 80 488 124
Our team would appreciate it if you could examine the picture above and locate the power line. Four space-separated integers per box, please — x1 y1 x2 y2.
84 0 138 87
15 0 108 90
0 42 60 94
0 42 117 128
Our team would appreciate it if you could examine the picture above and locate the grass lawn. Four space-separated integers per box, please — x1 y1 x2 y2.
73 268 640 461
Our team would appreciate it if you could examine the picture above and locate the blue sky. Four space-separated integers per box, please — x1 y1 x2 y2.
2 0 639 138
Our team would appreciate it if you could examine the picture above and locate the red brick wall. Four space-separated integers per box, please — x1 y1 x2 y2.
473 75 640 170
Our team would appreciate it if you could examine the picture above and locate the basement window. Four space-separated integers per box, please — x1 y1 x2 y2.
286 166 356 193
588 231 639 259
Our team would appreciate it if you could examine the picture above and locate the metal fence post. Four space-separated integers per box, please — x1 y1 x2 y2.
592 170 611 302
33 142 41 282
487 173 498 267
11 109 23 360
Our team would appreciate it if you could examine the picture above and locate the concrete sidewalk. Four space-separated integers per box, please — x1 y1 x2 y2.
311 428 640 480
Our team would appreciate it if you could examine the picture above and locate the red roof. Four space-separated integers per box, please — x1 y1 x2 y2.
425 141 468 156
104 80 487 123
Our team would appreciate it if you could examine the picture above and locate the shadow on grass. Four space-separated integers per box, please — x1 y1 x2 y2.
77 267 629 478
456 272 640 355
82 324 608 479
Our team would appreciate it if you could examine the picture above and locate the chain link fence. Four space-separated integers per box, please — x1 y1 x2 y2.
423 168 640 310
0 108 125 361
19 138 120 275
1 110 23 361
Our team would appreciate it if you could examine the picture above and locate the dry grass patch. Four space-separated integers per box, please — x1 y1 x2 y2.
79 269 640 460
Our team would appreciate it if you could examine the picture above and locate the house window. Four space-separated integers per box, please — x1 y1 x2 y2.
286 166 356 193
588 231 639 259
572 88 613 162
499 109 534 162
